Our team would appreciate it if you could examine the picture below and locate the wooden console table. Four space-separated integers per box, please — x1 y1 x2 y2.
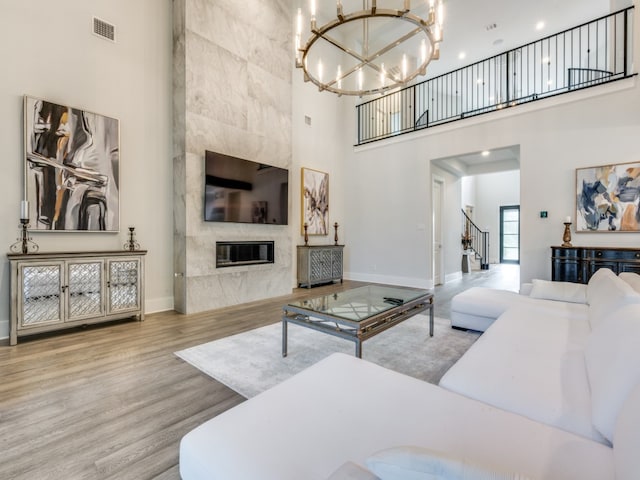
551 246 640 284
8 250 146 345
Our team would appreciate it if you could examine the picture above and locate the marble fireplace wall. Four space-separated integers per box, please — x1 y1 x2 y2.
173 0 293 313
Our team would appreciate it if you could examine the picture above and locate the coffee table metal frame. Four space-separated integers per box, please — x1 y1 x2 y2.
282 290 434 359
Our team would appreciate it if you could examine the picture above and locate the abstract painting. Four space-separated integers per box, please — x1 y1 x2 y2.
576 161 640 232
301 167 328 235
24 95 120 231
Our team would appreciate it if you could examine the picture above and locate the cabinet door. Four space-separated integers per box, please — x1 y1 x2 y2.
331 249 343 279
18 262 64 329
67 260 105 321
107 258 141 315
309 249 331 282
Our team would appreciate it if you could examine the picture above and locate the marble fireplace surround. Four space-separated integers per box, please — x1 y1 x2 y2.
173 0 294 314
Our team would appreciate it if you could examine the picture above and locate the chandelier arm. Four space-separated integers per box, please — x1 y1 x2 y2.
296 6 442 96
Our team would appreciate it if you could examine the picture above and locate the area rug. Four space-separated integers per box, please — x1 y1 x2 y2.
174 315 479 398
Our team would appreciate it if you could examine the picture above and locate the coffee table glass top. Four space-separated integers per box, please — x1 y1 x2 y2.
286 285 431 322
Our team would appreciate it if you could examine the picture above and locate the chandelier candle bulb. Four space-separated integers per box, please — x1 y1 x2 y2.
295 0 444 96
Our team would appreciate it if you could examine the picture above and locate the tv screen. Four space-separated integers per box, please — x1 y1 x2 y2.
204 151 289 225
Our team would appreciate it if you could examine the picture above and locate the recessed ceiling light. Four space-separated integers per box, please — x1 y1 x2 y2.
481 150 490 157
476 78 483 84
542 56 550 64
458 52 466 60
536 21 545 30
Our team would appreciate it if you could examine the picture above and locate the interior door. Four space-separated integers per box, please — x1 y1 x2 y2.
432 177 444 286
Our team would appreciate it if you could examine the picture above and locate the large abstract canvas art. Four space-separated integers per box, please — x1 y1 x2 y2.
576 161 640 232
24 95 120 231
301 167 328 235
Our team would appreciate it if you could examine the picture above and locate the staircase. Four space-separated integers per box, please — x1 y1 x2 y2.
461 210 489 270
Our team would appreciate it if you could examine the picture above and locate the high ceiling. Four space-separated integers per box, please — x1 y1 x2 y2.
300 0 629 174
306 0 615 80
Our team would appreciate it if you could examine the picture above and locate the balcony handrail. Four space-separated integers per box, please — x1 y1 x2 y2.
356 6 635 145
356 6 634 110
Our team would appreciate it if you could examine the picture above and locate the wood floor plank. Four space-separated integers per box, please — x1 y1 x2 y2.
0 267 517 479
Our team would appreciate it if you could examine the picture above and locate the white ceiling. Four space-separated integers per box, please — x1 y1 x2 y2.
306 0 628 175
310 0 615 78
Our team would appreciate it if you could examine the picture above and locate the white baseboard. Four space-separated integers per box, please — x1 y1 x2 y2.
445 271 463 283
345 272 433 289
145 296 174 314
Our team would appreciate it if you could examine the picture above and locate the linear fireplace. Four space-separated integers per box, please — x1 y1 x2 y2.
216 241 274 268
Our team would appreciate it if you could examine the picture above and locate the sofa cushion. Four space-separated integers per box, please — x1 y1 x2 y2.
179 353 615 480
529 279 586 304
326 461 381 480
619 272 640 294
584 304 640 442
586 268 640 329
440 305 605 443
614 381 640 480
365 446 531 480
451 287 523 320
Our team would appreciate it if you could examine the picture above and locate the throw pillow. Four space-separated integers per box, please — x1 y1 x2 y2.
529 279 586 303
585 304 640 442
619 272 640 294
365 446 531 480
585 270 640 329
614 381 640 480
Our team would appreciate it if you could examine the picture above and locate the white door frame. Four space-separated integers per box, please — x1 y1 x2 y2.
432 175 445 286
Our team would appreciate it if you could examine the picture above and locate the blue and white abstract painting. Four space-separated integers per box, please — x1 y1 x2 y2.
576 162 640 232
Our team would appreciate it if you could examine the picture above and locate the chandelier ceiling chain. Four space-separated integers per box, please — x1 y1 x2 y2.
295 0 444 96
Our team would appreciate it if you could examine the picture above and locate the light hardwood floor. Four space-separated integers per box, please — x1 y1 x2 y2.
0 265 518 480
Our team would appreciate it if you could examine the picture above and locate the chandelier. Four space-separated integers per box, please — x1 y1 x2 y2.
295 0 444 96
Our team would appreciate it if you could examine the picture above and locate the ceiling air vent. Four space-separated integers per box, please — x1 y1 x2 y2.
93 17 116 42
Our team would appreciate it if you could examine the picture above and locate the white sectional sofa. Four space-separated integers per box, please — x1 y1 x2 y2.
179 268 640 480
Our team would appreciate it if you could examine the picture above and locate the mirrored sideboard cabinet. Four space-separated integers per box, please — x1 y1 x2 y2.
7 250 146 345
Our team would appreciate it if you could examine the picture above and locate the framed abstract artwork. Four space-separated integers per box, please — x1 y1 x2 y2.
576 161 640 232
301 167 329 235
23 95 120 231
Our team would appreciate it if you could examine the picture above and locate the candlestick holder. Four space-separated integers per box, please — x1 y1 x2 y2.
334 222 339 245
10 219 39 254
562 222 572 247
124 226 141 251
303 223 309 246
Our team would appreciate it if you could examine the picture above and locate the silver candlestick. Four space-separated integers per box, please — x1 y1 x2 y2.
10 219 39 254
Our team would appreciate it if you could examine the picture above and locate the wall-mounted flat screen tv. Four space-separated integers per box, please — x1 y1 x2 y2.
204 150 289 225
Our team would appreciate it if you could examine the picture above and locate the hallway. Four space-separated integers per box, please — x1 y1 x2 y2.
433 263 520 320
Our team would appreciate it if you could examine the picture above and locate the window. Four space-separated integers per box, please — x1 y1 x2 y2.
500 205 519 264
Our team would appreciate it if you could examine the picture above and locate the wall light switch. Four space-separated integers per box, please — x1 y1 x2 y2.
540 211 548 218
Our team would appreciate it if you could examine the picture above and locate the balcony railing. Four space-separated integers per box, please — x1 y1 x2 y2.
356 7 635 146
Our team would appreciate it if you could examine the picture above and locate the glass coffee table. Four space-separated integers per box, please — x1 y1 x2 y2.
282 285 434 358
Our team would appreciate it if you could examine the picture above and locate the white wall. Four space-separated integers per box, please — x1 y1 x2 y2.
475 170 520 264
344 74 640 287
0 0 174 339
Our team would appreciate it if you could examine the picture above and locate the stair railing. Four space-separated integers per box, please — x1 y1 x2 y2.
461 210 490 270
